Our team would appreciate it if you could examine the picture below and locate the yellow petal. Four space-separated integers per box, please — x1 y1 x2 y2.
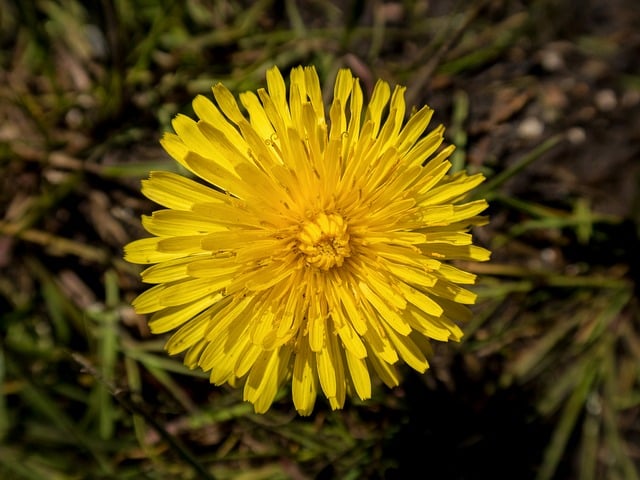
244 348 284 413
140 256 195 284
159 132 190 170
265 66 291 126
182 151 250 198
402 125 445 168
359 282 411 336
420 173 485 206
239 91 274 141
308 295 325 352
422 243 491 262
405 305 453 341
436 264 477 284
165 315 210 355
366 347 400 388
430 279 477 304
316 340 337 398
292 338 317 416
159 277 230 307
383 261 437 288
395 105 434 154
365 79 391 137
131 283 165 313
157 235 209 253
383 323 428 373
396 282 444 317
193 94 247 149
171 114 220 164
345 349 371 400
234 341 262 377
362 316 398 365
335 285 368 336
124 237 201 264
199 229 270 252
148 293 222 333
142 210 228 236
141 171 226 210
424 231 472 245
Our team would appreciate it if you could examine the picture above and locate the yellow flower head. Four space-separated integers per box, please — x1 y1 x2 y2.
125 66 490 415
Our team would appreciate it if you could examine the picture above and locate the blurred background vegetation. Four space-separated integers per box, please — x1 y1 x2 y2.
1 0 639 478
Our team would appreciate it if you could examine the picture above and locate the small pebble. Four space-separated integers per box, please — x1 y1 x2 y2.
540 49 564 72
594 89 617 111
517 117 544 139
540 247 558 265
65 108 84 129
566 127 586 145
621 89 640 108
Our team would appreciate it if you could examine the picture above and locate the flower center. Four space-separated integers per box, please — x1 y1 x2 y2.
297 212 351 270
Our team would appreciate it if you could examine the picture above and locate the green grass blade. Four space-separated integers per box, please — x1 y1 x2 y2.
536 358 598 480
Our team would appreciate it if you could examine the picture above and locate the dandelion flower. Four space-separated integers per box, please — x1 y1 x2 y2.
125 66 490 415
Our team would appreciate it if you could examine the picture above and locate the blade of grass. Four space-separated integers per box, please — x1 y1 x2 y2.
536 357 599 480
1 221 109 264
124 355 164 464
576 289 632 347
601 345 640 480
94 270 120 440
461 296 506 339
405 0 489 107
7 358 114 475
142 363 198 413
473 134 564 199
0 446 60 480
122 345 208 377
490 193 575 218
285 0 306 38
449 89 469 172
39 0 92 60
40 279 72 344
71 352 215 480
0 347 7 441
537 353 590 417
437 12 528 75
187 403 255 426
507 308 585 383
507 203 618 240
578 396 600 480
468 262 631 290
